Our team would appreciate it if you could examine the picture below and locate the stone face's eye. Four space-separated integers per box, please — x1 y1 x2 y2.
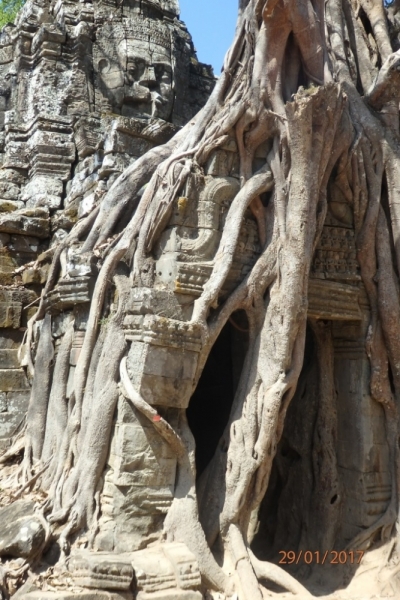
98 58 109 74
127 59 146 80
154 64 172 83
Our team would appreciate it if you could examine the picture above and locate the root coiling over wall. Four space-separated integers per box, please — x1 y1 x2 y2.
4 0 400 598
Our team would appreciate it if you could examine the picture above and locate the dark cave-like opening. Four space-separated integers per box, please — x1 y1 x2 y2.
252 325 317 560
187 311 249 477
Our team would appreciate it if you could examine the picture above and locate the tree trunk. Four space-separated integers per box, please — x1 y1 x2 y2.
4 0 400 598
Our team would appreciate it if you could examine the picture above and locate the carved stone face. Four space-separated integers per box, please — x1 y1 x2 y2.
0 66 16 112
117 36 174 120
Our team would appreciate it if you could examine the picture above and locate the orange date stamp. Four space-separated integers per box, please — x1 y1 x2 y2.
279 550 364 565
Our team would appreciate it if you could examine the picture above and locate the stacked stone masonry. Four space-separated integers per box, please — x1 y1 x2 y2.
0 0 214 449
0 1 394 599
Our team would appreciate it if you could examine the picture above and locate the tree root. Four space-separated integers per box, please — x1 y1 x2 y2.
119 357 185 458
0 425 25 464
24 314 54 464
164 414 232 594
228 525 263 600
5 4 400 599
57 321 126 531
249 550 313 597
41 323 74 472
227 525 313 598
12 459 51 500
346 501 397 551
192 165 274 324
81 130 189 252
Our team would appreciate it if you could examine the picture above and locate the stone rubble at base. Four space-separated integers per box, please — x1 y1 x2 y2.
0 1 395 599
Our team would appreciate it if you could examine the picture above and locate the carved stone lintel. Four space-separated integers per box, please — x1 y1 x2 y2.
67 544 201 598
308 279 362 321
67 553 134 591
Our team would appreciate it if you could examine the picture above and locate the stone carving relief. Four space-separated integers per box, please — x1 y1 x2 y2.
0 0 221 595
0 0 214 453
0 3 216 597
256 166 391 564
0 2 393 600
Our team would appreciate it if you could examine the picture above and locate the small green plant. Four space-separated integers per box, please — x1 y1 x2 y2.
0 0 25 29
99 315 112 327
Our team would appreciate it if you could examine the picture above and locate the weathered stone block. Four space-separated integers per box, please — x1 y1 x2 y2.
308 279 362 321
342 491 390 528
74 116 103 159
0 301 22 328
18 593 132 600
0 272 12 285
0 250 16 274
0 232 10 246
126 326 200 408
4 140 29 170
0 328 24 349
0 414 20 449
0 181 20 200
137 592 202 600
125 288 183 320
132 543 201 596
68 552 134 591
26 194 62 211
140 372 194 408
0 212 49 238
44 278 92 312
31 24 66 55
0 500 45 559
9 235 40 252
6 390 30 413
0 348 20 368
103 128 152 157
0 369 29 391
0 200 24 212
0 168 25 186
0 248 38 275
111 422 177 488
0 391 6 412
22 174 63 212
99 153 133 176
22 265 49 285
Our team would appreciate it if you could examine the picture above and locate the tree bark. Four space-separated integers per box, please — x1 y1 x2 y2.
4 0 400 597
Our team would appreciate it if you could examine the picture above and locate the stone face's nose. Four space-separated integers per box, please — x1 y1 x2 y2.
139 66 157 88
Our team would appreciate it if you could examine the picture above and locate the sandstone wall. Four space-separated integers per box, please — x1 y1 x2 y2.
0 0 214 449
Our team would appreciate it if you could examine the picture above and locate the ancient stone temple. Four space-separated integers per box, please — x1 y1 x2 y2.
2 0 400 599
255 203 391 556
0 0 214 449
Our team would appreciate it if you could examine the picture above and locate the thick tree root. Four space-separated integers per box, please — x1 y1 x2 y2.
164 415 232 594
41 323 74 473
0 426 25 464
119 357 185 457
249 550 313 597
6 1 400 597
24 314 54 470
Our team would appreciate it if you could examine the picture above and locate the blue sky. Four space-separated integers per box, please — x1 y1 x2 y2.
179 0 238 74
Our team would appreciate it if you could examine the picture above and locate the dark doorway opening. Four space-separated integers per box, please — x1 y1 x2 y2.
187 311 249 477
252 325 317 560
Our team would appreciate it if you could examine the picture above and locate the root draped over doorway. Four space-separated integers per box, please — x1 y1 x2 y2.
3 0 400 598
